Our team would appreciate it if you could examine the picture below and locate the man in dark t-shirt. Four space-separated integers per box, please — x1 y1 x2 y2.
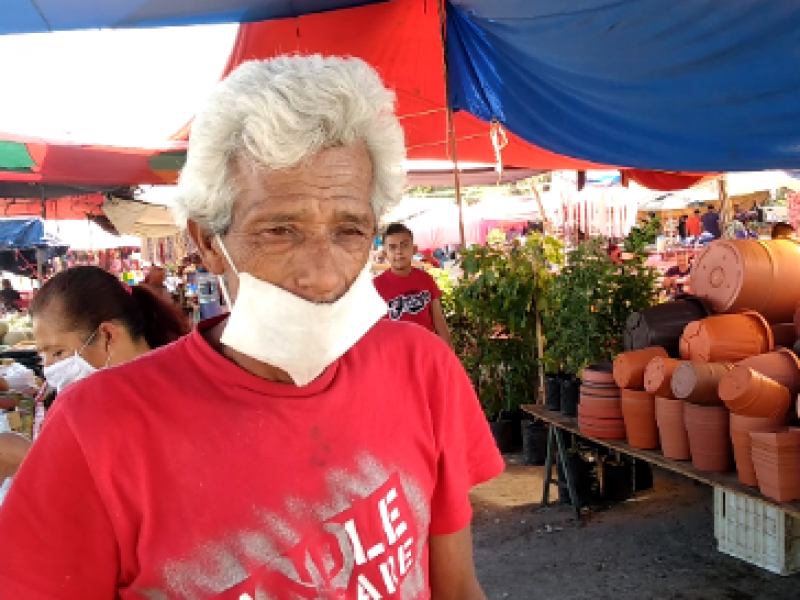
700 205 722 239
0 279 21 310
663 251 692 298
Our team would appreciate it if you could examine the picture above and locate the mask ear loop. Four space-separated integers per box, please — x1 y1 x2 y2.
214 234 238 308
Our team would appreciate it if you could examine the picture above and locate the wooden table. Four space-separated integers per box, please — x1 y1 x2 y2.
522 404 800 520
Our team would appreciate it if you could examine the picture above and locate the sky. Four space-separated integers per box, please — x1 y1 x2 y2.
0 24 238 145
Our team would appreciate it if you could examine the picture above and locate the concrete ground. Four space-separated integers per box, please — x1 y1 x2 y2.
470 456 800 600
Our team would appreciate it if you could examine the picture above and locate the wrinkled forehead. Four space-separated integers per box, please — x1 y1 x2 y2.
230 144 375 223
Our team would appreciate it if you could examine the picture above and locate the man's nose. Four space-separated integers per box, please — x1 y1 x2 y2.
293 235 346 302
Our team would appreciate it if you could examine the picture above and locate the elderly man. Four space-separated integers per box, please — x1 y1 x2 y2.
0 56 503 599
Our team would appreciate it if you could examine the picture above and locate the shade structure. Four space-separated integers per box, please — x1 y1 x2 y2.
0 0 383 34
0 218 68 277
170 0 609 171
0 133 185 187
446 0 800 172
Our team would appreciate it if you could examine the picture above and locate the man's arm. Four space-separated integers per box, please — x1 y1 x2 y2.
430 299 453 349
429 525 487 600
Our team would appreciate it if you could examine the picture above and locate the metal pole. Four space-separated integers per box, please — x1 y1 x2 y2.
718 175 731 237
437 0 466 249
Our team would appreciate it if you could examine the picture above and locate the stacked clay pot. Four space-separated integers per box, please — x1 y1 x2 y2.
684 402 733 472
750 429 800 502
730 413 787 486
620 388 658 449
578 364 625 439
679 311 773 362
655 396 691 460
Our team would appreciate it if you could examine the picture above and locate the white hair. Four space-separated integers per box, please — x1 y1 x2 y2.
172 55 406 233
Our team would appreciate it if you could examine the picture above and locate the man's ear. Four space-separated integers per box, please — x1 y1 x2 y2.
413 244 418 255
186 220 226 276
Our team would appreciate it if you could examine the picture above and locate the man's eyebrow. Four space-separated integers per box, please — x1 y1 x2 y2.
334 210 373 225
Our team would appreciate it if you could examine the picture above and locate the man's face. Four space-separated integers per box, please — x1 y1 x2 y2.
197 144 375 304
384 232 414 272
149 267 166 285
676 252 689 270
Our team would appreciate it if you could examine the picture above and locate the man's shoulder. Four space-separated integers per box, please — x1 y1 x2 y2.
363 318 449 355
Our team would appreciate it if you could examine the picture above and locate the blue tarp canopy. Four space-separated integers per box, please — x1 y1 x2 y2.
0 218 62 250
0 0 381 33
447 0 800 172
0 219 67 277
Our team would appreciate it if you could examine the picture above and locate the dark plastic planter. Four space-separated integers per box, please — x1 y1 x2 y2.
521 420 548 465
624 295 711 358
489 419 515 454
560 377 581 417
545 374 561 411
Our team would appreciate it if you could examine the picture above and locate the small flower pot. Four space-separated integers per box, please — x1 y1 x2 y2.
729 413 787 487
643 356 682 398
489 419 515 454
718 366 792 419
521 420 548 466
684 403 733 473
670 361 733 405
613 347 668 389
582 363 615 386
738 348 800 397
655 397 691 460
545 374 562 411
680 311 773 362
620 389 659 450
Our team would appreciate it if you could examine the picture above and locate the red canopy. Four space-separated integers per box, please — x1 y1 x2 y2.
172 0 608 171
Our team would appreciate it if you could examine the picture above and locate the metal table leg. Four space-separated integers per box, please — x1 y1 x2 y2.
541 425 556 506
554 427 582 519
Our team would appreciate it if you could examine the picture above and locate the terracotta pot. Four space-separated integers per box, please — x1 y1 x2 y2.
771 323 798 349
643 357 682 398
580 385 621 399
738 348 800 396
578 417 627 440
729 413 787 486
670 361 733 405
718 366 792 419
750 429 800 502
655 396 691 460
624 296 711 358
679 312 773 362
620 389 659 450
582 363 615 386
690 239 800 323
794 303 800 338
684 403 733 472
578 401 623 420
613 347 668 389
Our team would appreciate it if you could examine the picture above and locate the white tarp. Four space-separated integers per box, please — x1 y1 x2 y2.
102 196 179 238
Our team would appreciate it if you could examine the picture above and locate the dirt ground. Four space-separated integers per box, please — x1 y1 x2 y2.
470 455 800 600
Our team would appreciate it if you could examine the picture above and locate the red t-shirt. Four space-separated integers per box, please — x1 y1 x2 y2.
373 268 442 332
0 317 503 600
686 216 702 237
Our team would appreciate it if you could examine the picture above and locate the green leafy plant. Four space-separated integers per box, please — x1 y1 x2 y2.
624 214 662 254
446 235 564 419
543 236 658 377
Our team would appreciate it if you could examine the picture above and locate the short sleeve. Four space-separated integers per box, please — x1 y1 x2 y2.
424 271 443 301
0 402 119 599
428 351 504 535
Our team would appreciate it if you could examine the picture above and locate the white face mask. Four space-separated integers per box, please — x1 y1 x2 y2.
215 235 387 386
42 328 107 392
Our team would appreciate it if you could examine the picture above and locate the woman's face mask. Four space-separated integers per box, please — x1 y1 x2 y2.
42 328 109 392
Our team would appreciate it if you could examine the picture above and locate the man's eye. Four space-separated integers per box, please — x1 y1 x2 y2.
266 226 293 236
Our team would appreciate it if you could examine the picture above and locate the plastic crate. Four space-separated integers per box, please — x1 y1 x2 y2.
714 487 800 575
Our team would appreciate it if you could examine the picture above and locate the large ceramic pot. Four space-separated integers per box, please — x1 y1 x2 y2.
690 239 800 323
643 356 682 398
737 348 800 396
620 389 659 450
729 413 786 487
679 311 773 362
623 296 711 358
684 403 733 473
655 397 691 460
670 361 733 405
613 347 668 389
718 366 792 419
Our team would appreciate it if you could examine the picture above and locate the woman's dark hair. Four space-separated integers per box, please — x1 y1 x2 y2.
31 266 190 349
771 222 795 239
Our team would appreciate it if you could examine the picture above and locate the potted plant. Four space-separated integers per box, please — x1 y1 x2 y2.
543 235 659 399
439 232 563 452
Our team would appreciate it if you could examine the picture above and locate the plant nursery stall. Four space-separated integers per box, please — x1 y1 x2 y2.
527 237 800 576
